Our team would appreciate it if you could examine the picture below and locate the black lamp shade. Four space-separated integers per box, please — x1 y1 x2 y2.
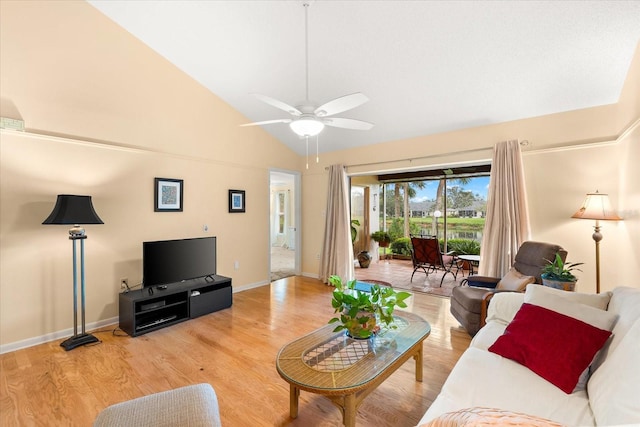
42 195 104 225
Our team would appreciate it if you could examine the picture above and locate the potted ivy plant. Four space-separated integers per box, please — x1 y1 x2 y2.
328 275 411 339
541 253 583 292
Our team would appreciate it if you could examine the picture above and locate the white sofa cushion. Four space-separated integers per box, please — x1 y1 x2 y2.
587 321 640 425
605 287 640 355
524 286 617 331
524 283 612 310
419 347 595 426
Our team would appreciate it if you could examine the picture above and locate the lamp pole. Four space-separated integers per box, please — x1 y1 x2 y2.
434 210 442 239
592 220 603 294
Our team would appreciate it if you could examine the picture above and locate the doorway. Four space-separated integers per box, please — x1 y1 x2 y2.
362 164 490 255
269 169 301 281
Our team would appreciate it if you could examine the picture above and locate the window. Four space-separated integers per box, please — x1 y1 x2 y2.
375 165 490 252
276 191 286 234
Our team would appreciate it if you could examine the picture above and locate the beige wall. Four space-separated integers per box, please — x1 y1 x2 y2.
0 1 300 348
616 43 640 277
1 1 638 350
617 122 640 280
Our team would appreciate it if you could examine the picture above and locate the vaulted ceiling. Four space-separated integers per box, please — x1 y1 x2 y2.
88 1 640 156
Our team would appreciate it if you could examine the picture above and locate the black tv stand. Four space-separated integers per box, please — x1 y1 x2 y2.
119 275 232 337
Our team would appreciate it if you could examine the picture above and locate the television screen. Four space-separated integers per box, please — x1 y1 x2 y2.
143 237 216 287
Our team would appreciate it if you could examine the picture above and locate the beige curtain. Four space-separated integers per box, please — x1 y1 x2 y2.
319 164 354 283
478 140 531 277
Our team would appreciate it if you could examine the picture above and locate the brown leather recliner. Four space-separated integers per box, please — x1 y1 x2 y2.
450 241 567 336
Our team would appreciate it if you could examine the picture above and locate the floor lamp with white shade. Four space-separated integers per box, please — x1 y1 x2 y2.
571 190 622 294
42 194 104 351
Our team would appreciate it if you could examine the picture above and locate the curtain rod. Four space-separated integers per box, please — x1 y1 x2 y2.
325 145 493 171
323 131 632 171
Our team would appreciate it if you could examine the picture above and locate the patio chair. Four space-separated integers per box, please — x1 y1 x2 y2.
410 235 462 286
450 240 566 336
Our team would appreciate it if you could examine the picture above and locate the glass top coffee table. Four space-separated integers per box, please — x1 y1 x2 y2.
276 311 431 427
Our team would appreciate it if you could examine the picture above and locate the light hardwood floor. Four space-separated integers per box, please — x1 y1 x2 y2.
0 276 471 427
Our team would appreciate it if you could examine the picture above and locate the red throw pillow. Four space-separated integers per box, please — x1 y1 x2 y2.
488 303 612 394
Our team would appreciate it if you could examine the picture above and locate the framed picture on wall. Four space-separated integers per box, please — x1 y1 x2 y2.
155 178 183 212
228 189 245 213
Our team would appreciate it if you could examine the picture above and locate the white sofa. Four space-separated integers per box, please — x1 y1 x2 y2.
419 285 640 426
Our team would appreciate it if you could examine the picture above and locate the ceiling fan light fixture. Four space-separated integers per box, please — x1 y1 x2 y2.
241 2 371 147
290 118 324 137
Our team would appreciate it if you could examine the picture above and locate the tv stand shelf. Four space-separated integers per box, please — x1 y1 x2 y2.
119 275 232 337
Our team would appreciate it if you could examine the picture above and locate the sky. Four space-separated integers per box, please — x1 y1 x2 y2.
408 176 490 203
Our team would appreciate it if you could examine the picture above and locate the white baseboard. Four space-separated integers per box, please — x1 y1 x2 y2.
1 278 299 354
233 280 270 292
0 317 119 355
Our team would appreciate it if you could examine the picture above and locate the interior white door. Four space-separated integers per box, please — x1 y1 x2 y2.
269 169 301 280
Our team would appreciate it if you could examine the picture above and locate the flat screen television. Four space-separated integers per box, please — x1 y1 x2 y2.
143 237 216 287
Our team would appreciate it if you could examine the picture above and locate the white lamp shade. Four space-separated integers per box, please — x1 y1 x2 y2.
571 191 622 221
289 118 324 137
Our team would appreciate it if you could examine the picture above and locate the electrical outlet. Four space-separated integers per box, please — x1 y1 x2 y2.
234 261 240 270
120 278 128 290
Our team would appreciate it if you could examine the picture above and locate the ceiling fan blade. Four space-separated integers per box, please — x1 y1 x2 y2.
314 93 369 117
240 118 292 127
323 117 374 130
252 94 302 116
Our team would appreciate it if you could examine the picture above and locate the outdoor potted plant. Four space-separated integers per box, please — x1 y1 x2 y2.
328 275 411 339
541 253 583 292
371 230 391 248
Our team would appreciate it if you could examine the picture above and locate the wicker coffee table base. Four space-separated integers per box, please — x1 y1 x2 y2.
287 340 424 427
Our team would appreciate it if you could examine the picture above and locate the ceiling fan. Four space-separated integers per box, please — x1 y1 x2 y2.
241 2 374 140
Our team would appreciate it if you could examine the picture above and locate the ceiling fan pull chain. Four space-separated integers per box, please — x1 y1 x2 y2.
316 135 319 163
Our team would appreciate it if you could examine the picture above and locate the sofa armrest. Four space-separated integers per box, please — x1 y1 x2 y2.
480 291 495 328
482 291 525 326
479 289 522 328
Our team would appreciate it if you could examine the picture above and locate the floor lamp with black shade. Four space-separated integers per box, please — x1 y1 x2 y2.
42 195 104 351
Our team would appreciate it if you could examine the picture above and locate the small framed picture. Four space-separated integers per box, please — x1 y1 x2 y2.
155 178 183 212
228 189 245 213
